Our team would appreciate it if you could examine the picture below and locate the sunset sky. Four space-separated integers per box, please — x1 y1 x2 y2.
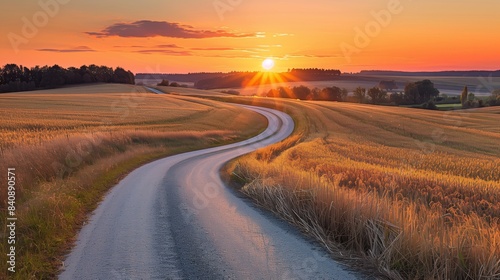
2 0 500 73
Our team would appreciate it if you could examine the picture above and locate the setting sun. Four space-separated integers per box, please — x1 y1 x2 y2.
262 58 275 71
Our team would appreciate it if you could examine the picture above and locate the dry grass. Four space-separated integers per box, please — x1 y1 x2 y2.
0 84 267 279
224 97 500 279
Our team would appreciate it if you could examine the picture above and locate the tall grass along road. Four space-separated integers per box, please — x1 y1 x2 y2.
59 105 360 279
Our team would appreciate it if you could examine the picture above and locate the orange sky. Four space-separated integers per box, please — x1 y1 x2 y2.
1 0 499 73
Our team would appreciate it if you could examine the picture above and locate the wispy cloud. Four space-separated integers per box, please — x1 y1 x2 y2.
286 54 338 58
272 33 293 37
190 47 236 51
36 46 96 53
285 51 340 58
190 47 267 54
156 44 182 48
114 44 182 49
86 20 257 39
134 49 192 56
257 44 283 48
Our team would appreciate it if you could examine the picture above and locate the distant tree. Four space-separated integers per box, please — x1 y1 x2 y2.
368 87 387 103
82 73 93 83
0 64 38 92
378 80 398 91
267 86 292 98
310 87 321 100
489 89 500 106
98 66 114 83
266 88 279 98
0 63 135 93
31 66 44 87
39 65 66 88
353 87 366 103
169 82 180 87
416 79 439 102
318 86 343 101
79 65 95 83
493 89 500 98
390 92 406 105
404 83 419 104
292 85 311 100
468 92 476 102
68 67 83 84
461 86 468 106
404 80 439 104
2 64 22 83
341 88 349 101
278 86 292 98
158 79 169 86
112 67 135 84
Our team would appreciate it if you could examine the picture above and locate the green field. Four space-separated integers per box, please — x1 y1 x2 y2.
435 103 464 110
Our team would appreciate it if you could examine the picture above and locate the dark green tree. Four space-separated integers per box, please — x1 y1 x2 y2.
368 87 387 103
39 65 66 88
404 80 440 104
353 87 366 103
112 67 135 84
461 86 468 106
341 88 349 101
317 86 343 101
292 85 311 100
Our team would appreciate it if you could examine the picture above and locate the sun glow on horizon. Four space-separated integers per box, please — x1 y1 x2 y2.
262 58 275 71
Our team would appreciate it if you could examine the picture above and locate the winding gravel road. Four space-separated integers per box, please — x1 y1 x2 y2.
59 104 360 280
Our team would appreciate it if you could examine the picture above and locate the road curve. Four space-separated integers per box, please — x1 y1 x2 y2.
145 87 165 94
59 105 360 280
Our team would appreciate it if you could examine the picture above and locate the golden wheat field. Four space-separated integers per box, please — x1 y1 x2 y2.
0 84 267 279
0 84 265 150
226 97 500 280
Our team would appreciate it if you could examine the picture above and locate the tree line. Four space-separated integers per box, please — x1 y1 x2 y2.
261 79 439 105
194 69 342 89
289 68 341 76
461 86 500 108
261 79 499 109
0 64 135 93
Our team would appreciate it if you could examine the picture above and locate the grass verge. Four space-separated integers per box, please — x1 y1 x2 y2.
0 130 267 279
